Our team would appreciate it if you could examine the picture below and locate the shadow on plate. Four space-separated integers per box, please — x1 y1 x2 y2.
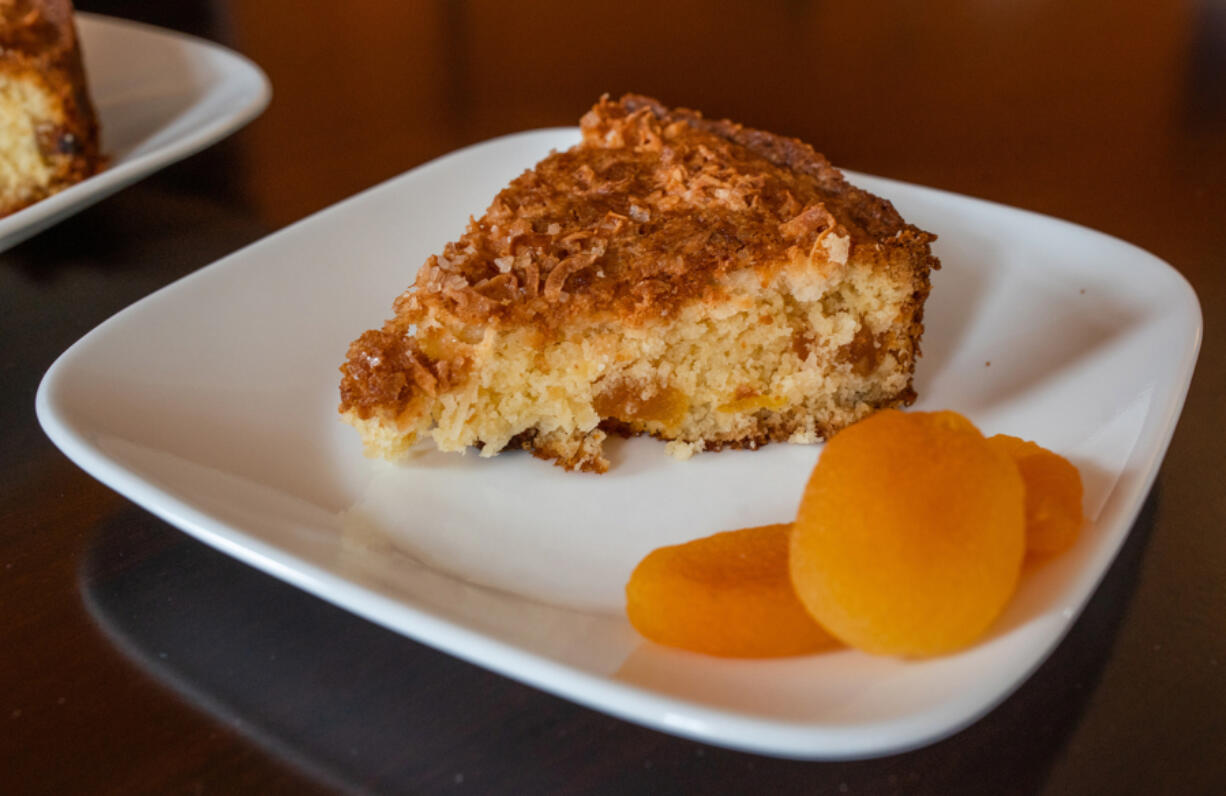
79 486 1159 793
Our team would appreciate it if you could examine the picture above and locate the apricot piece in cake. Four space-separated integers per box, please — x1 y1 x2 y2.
988 434 1084 556
790 410 1025 657
626 523 837 658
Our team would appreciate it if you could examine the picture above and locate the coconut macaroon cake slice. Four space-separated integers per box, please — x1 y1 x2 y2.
339 94 938 473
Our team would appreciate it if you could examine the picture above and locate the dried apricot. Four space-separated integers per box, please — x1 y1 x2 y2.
626 524 837 657
790 410 1025 657
988 434 1084 556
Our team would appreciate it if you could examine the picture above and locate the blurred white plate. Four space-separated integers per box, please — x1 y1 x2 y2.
0 13 269 252
36 129 1201 759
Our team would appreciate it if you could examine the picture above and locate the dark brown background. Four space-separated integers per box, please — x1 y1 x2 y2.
3 1 1224 793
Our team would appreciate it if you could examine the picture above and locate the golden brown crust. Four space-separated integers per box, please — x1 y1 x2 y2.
509 428 611 474
0 0 70 52
408 94 932 327
340 94 938 422
0 0 104 217
612 94 912 242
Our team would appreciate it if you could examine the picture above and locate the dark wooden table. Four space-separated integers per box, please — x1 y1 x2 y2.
4 2 1224 793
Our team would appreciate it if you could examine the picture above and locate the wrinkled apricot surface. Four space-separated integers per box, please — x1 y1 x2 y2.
988 434 1084 556
790 410 1025 657
626 523 837 657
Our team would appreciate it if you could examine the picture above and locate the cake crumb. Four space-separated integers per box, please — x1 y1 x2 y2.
666 439 706 460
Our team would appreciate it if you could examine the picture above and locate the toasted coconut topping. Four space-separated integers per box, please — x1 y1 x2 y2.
401 94 932 329
340 94 938 420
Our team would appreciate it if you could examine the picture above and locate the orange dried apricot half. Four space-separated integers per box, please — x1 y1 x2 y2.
988 434 1084 556
790 410 1025 657
626 523 837 658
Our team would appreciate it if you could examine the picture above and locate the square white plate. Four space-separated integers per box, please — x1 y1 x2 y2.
0 13 270 252
37 128 1201 759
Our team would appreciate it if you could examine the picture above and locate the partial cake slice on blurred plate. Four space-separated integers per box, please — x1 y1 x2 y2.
0 0 103 217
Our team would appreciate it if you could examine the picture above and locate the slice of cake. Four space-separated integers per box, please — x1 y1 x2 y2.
339 94 938 473
0 0 102 217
